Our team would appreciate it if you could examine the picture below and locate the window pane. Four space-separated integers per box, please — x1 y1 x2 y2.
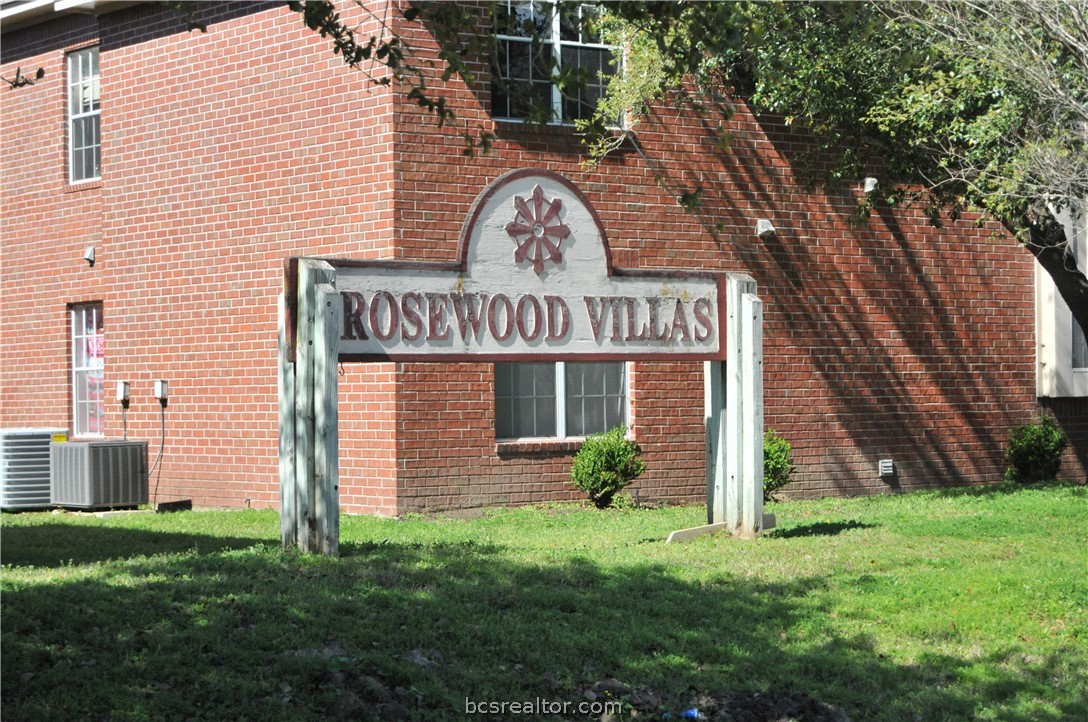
532 40 553 81
533 362 555 395
1074 320 1088 369
534 396 556 436
69 81 81 116
496 362 557 438
558 42 614 121
507 38 532 80
85 147 99 184
495 362 513 396
497 1 550 38
75 398 90 438
72 118 85 151
88 368 105 404
565 362 625 437
72 336 86 370
493 38 553 120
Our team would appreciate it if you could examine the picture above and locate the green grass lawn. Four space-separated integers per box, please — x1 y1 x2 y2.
2 484 1086 721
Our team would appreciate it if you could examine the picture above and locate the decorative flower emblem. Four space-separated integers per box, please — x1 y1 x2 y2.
505 185 571 275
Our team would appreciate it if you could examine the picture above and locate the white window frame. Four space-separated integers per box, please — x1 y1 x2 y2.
493 1 619 125
67 46 100 184
1036 203 1088 396
495 361 631 441
71 303 105 437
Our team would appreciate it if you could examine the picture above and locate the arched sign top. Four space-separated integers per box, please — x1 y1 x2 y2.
288 168 732 363
456 167 614 279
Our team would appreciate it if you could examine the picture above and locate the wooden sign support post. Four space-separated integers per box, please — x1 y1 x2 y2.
279 259 341 555
669 274 770 543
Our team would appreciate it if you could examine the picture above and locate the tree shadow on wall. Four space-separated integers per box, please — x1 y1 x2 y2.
3 528 1083 722
628 99 1033 490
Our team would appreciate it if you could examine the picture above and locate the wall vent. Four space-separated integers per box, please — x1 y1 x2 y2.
1 428 67 510
50 441 148 509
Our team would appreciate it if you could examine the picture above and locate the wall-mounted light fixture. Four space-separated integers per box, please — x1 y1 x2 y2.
755 219 776 239
154 379 169 405
863 177 879 195
82 245 95 267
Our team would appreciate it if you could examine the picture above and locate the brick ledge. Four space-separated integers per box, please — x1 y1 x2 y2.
495 438 583 457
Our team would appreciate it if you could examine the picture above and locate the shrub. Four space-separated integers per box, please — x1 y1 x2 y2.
1004 415 1067 483
764 429 794 501
569 426 646 508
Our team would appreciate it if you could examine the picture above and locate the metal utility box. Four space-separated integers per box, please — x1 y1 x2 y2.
50 440 148 509
1 428 67 510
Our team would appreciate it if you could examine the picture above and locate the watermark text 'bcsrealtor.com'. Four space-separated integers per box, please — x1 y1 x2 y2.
465 697 623 716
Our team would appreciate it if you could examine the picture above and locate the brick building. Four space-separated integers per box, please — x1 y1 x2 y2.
2 0 1084 515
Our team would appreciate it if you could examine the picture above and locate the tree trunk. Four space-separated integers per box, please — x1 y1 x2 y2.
1012 212 1088 339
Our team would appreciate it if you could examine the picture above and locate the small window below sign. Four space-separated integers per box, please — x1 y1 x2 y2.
495 361 627 440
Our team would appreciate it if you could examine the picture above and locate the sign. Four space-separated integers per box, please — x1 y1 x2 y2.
280 168 766 556
289 169 724 362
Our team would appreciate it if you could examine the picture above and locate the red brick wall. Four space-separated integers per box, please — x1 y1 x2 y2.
3 2 403 513
387 2 1082 510
3 1 1082 517
2 14 104 435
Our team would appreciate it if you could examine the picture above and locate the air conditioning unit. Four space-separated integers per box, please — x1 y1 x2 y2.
51 440 148 510
1 428 67 510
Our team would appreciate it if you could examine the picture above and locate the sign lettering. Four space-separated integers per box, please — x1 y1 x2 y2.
291 169 726 361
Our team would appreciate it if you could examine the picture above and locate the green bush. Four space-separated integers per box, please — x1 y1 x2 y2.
764 429 794 501
569 426 646 508
1004 415 1067 483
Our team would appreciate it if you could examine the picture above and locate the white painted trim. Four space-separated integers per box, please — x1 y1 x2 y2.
1037 204 1087 397
0 0 52 24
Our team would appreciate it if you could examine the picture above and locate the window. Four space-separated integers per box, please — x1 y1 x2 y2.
492 1 619 123
72 303 105 436
1074 320 1088 370
68 46 100 183
495 361 627 439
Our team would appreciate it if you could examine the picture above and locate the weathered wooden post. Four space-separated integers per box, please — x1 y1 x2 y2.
280 259 339 555
313 281 341 556
676 274 769 542
739 291 764 538
278 287 297 549
704 358 726 525
724 274 758 532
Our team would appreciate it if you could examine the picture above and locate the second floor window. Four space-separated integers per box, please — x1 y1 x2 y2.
492 1 619 124
68 46 100 183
